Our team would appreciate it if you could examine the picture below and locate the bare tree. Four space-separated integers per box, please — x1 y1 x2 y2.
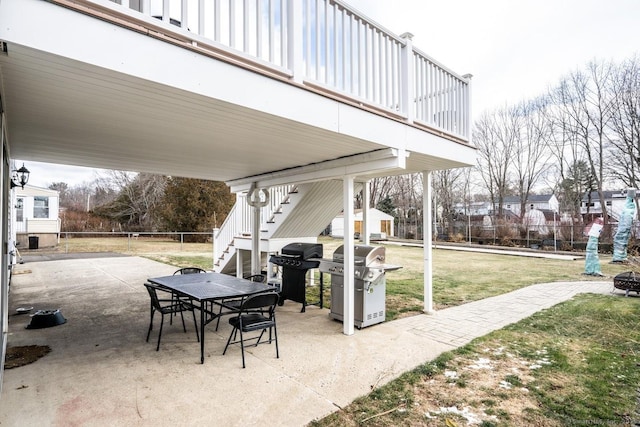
94 172 167 230
367 176 396 209
432 168 467 236
512 97 554 217
473 106 518 219
545 89 588 218
607 55 640 200
550 60 614 225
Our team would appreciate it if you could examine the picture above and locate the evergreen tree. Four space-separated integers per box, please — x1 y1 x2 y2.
159 177 234 241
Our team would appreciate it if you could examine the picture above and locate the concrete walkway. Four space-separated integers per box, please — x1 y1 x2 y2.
0 256 618 426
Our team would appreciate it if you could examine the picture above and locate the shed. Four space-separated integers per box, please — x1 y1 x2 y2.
331 208 394 239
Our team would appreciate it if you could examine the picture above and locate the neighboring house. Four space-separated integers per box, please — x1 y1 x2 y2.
331 208 394 239
453 201 492 216
456 195 559 221
13 185 60 250
580 190 629 222
503 194 559 217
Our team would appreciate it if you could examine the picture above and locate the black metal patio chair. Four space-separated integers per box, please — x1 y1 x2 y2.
173 267 207 275
144 283 199 351
170 267 207 321
214 274 266 330
222 291 280 368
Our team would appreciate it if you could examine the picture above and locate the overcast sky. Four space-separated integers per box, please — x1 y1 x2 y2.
21 0 640 188
347 0 639 114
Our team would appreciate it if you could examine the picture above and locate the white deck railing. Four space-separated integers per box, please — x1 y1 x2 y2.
82 0 470 141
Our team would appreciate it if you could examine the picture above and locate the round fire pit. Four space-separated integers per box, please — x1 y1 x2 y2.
613 272 640 297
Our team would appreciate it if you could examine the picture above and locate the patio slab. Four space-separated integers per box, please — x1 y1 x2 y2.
0 255 614 426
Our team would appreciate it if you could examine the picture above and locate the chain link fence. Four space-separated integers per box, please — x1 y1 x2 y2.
56 231 216 255
395 221 640 254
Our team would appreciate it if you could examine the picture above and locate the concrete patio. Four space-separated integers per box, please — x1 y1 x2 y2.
0 255 614 426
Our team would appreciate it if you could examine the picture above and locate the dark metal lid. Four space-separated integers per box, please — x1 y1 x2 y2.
281 242 323 259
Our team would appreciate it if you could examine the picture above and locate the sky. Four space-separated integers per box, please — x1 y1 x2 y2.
19 0 640 188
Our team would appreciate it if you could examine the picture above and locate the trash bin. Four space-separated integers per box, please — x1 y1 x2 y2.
28 236 39 250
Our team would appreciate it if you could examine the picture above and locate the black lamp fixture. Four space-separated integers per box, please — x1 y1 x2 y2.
10 163 30 189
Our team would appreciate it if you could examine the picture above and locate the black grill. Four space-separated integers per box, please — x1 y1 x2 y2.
270 243 323 312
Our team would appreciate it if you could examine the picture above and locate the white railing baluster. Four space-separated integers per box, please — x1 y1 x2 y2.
372 27 378 104
229 0 236 48
162 0 169 22
315 0 321 81
242 0 249 53
350 13 356 93
324 1 329 84
306 0 311 76
214 0 221 41
269 0 275 63
197 0 204 36
384 37 389 108
181 0 188 30
280 0 287 67
332 5 338 87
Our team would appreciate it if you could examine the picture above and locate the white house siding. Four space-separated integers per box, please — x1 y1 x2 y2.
13 185 60 249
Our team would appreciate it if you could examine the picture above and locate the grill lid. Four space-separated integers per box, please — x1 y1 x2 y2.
332 245 385 266
281 242 323 260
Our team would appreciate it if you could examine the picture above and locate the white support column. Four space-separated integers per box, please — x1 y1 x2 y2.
362 180 370 245
343 175 355 335
236 249 244 278
212 227 219 271
247 184 269 277
251 205 261 275
423 171 435 314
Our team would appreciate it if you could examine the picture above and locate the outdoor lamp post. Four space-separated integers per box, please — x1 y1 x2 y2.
10 163 30 189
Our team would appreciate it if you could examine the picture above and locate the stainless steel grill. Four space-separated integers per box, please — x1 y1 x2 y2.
319 245 401 328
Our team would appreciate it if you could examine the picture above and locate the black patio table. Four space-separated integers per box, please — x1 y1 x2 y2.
147 272 275 364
